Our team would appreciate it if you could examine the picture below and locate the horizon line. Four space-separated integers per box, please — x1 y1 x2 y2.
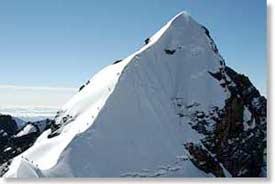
0 84 78 92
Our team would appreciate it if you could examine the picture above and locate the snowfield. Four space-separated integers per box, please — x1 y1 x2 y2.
5 12 253 178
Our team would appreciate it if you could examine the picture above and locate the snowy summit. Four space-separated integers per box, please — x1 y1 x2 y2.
4 12 266 178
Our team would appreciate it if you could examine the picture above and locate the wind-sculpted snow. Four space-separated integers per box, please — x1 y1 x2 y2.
4 12 266 178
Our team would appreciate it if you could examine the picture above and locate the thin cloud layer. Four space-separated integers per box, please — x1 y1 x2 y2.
0 84 77 92
0 106 59 122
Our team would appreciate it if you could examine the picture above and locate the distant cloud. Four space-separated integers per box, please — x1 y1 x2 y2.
0 106 59 122
0 84 76 107
0 84 77 92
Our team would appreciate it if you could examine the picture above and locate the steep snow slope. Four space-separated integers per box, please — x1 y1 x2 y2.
4 12 265 178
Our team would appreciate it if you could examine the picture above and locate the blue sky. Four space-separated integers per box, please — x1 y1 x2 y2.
0 0 266 107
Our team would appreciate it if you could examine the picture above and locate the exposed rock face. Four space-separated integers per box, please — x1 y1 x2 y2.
0 115 18 136
185 65 266 177
180 25 267 177
0 115 19 164
220 66 266 177
184 143 225 177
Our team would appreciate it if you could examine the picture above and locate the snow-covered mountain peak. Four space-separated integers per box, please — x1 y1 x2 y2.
60 11 225 125
165 11 200 35
4 12 266 178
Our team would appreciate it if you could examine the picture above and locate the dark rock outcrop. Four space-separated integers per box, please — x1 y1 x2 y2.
0 117 54 176
0 115 18 136
185 143 225 177
184 66 266 177
181 25 267 177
